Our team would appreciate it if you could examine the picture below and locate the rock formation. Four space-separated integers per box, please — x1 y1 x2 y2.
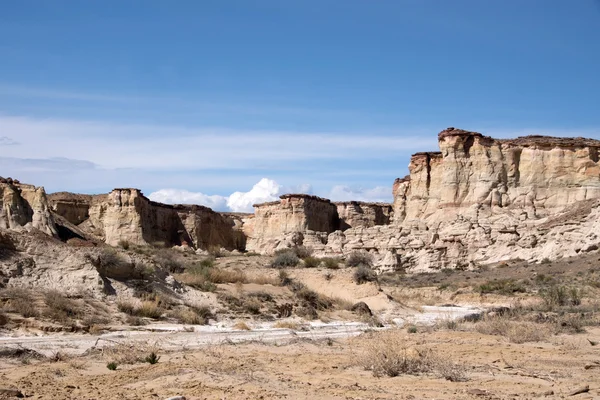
0 178 57 237
4 127 600 273
246 128 600 271
49 189 245 251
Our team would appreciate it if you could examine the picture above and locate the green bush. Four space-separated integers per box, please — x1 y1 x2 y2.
107 362 118 370
540 285 582 309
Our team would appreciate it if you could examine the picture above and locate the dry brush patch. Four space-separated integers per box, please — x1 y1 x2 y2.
355 330 468 381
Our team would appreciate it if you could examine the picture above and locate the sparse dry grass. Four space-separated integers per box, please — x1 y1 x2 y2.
101 340 161 365
117 299 163 320
273 321 304 330
471 316 552 343
357 330 467 381
1 288 40 318
233 321 251 330
44 290 82 323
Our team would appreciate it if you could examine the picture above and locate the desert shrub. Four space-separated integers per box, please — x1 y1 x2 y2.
136 301 163 319
473 317 551 343
278 270 292 286
540 285 582 309
145 352 160 364
358 331 466 380
296 287 332 310
270 250 299 268
248 274 279 285
208 268 247 284
117 300 162 319
106 361 118 370
353 265 377 284
44 290 82 322
118 240 130 250
243 298 262 314
322 257 340 269
153 249 186 273
406 325 418 334
117 300 136 315
295 305 318 320
273 321 303 330
1 289 39 318
94 248 128 272
171 309 205 325
476 279 527 295
247 291 273 302
233 321 251 330
346 251 374 267
293 246 313 259
303 256 320 268
358 331 435 377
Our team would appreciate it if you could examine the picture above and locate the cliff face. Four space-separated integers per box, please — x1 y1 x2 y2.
246 194 339 253
0 178 57 237
246 128 600 272
48 189 244 250
395 128 600 223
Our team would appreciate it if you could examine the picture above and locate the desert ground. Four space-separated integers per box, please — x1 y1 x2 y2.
1 250 600 399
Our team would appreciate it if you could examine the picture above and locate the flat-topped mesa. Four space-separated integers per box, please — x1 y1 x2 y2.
0 178 57 236
392 127 600 223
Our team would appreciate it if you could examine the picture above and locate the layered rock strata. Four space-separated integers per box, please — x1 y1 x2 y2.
0 178 57 237
49 189 244 250
246 128 600 271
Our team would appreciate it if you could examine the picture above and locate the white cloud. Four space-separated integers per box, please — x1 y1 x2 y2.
328 185 392 203
148 178 312 213
147 189 228 211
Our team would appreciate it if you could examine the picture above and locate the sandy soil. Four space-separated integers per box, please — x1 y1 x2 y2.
0 326 598 399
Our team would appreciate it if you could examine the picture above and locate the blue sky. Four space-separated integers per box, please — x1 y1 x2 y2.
1 1 599 210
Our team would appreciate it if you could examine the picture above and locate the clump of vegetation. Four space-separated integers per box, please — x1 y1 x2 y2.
153 249 186 273
233 321 251 330
406 325 418 334
145 352 160 364
106 362 118 371
176 258 247 291
118 240 130 250
540 285 581 309
278 270 292 286
44 290 82 323
1 288 39 318
303 256 320 268
92 248 130 274
358 331 467 381
322 257 340 269
353 265 377 284
117 300 163 320
270 250 300 268
476 279 527 295
346 251 374 267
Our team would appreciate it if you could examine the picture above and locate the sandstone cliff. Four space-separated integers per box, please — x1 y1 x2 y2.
0 178 57 237
246 128 600 272
49 189 244 250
